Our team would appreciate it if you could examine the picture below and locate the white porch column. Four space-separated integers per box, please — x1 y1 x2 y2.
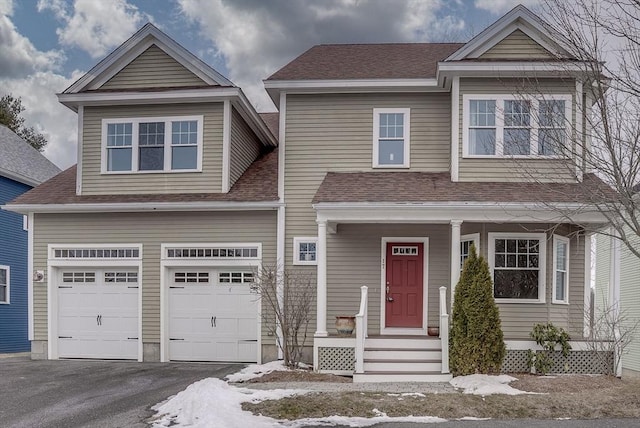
315 220 328 337
450 220 462 304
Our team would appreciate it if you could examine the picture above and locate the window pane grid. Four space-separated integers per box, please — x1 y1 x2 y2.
538 100 566 155
376 111 407 166
469 100 496 155
219 272 254 284
493 237 541 300
166 247 259 259
0 268 7 303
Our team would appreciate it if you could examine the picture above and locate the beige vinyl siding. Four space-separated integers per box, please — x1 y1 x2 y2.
460 223 585 338
32 211 277 343
100 45 206 90
229 107 262 187
620 233 640 372
284 93 451 332
458 78 577 183
327 224 450 334
479 29 554 60
82 103 223 195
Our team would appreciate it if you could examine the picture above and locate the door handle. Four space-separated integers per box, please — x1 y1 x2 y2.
99 315 102 326
214 316 216 327
211 316 214 327
97 315 99 325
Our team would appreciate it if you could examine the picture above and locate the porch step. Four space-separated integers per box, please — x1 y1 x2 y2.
364 336 442 350
353 371 453 383
363 359 442 372
364 348 442 360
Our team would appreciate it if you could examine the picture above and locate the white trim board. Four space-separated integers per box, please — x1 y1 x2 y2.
380 237 429 336
3 201 282 214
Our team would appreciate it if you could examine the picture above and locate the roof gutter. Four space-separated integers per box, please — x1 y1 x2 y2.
0 168 44 188
2 200 283 214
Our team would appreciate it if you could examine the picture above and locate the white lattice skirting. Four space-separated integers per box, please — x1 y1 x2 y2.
502 349 614 374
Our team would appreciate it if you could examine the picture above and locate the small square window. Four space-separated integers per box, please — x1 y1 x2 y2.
294 237 318 265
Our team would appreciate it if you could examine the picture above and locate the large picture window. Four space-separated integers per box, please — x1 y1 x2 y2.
489 233 546 302
464 95 570 157
373 108 410 168
102 116 203 173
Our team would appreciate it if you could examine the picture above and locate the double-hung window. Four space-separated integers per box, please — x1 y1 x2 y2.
0 266 9 304
489 233 546 302
103 116 203 173
464 95 570 157
373 108 410 168
553 235 570 304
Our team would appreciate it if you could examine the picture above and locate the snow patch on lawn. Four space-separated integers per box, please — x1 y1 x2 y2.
151 377 307 428
226 360 295 383
287 413 446 427
449 374 530 396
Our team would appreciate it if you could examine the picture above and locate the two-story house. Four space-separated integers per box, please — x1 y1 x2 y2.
6 5 612 381
0 125 60 353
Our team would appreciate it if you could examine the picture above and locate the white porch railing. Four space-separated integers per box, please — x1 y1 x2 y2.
439 286 450 374
355 285 368 374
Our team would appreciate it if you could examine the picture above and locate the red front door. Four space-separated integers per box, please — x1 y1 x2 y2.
385 243 424 328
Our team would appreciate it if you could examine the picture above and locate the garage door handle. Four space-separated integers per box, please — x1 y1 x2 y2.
211 316 216 327
169 338 184 341
127 337 138 340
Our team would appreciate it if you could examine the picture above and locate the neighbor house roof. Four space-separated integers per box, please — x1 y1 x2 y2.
0 125 61 187
266 43 464 81
312 172 613 205
9 148 278 206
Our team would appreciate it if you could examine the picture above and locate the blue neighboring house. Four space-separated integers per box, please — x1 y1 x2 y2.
0 125 60 353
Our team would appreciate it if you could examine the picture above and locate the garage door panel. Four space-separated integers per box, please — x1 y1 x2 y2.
57 269 139 360
168 269 258 362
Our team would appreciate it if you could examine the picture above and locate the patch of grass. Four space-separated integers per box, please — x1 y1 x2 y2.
243 379 640 421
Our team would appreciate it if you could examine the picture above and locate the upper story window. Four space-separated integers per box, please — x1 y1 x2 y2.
463 95 570 158
102 115 203 174
373 108 410 168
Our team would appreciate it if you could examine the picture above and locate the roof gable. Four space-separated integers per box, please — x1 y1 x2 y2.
64 23 233 94
478 29 554 60
446 5 572 61
100 44 207 90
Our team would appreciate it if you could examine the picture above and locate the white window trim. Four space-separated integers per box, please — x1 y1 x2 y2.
0 265 9 304
488 232 547 303
462 94 572 158
372 108 410 168
293 237 318 265
552 234 570 305
101 115 204 174
460 233 480 269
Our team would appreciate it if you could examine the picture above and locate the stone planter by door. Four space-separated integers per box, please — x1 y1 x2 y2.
335 316 356 336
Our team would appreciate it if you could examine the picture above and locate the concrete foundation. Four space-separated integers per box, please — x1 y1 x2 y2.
143 343 160 362
30 341 48 360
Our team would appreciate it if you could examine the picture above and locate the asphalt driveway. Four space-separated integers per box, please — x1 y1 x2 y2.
0 354 241 428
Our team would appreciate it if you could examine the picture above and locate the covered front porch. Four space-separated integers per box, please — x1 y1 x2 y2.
311 202 607 382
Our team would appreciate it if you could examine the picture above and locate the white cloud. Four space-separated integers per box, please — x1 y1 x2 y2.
0 2 64 78
474 0 541 15
38 0 148 58
177 0 455 111
1 71 80 169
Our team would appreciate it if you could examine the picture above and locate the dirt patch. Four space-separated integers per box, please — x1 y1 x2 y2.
243 377 640 420
247 370 351 383
510 373 623 393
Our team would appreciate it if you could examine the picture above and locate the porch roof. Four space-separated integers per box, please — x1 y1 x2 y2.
312 172 613 224
312 172 612 204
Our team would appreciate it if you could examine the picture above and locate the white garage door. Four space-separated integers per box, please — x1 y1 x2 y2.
169 269 258 362
57 269 139 359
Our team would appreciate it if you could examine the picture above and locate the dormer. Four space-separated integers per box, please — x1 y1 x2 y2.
58 24 277 196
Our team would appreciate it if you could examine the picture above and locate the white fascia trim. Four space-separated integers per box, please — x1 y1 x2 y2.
65 23 232 94
451 76 460 182
445 5 571 61
313 202 609 224
233 90 279 146
264 78 439 90
0 168 41 188
4 201 282 214
58 87 241 109
278 92 286 202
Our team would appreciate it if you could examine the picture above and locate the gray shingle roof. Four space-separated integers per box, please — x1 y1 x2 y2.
0 125 61 186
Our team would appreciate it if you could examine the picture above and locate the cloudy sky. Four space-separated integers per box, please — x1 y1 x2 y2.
0 0 539 169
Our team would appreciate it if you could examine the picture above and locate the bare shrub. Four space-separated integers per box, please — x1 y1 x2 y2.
252 265 314 368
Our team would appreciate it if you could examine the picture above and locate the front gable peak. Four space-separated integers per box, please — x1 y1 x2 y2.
446 5 573 61
63 23 234 94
